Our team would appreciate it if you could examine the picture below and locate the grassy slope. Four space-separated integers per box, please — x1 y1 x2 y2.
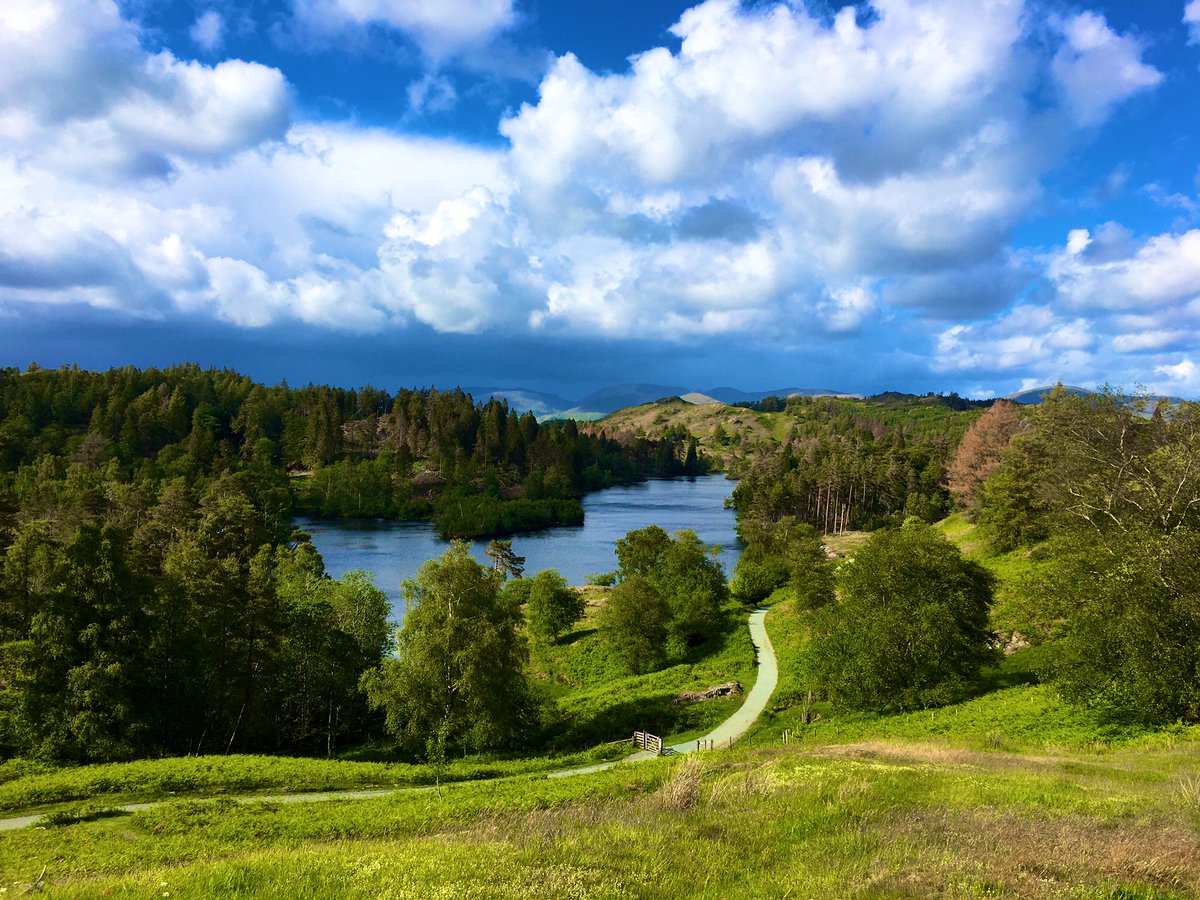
0 590 756 818
532 589 758 749
593 394 986 474
935 513 1052 637
593 398 778 470
4 518 1199 897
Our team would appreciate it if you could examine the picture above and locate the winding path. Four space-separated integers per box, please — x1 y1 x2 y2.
549 606 776 775
0 607 778 831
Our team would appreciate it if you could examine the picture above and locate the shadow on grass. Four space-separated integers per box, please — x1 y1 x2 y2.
545 689 744 751
977 643 1056 694
40 806 131 828
556 626 596 647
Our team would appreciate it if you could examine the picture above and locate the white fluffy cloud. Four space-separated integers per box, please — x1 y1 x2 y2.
0 124 503 327
0 0 507 330
932 223 1200 388
0 0 289 181
1051 12 1162 126
1153 358 1200 394
1186 0 1200 44
398 0 1160 339
1049 226 1200 312
292 0 516 58
936 306 1095 375
0 0 1176 370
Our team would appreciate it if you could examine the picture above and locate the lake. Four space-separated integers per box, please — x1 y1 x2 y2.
295 474 741 621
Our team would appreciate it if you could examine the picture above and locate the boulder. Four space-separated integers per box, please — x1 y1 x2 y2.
672 681 743 705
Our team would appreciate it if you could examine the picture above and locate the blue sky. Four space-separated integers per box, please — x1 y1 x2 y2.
1 0 1199 398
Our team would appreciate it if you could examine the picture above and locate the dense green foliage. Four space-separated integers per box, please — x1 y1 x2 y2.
0 363 736 766
613 525 728 653
0 462 391 761
596 575 671 674
521 570 585 644
730 516 832 607
977 388 1200 723
730 394 983 533
0 364 409 763
430 495 583 538
364 543 532 758
0 364 692 540
804 522 995 711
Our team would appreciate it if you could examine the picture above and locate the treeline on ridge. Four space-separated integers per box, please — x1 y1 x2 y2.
730 394 985 532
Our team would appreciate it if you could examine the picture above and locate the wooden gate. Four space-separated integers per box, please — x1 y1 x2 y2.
633 731 663 754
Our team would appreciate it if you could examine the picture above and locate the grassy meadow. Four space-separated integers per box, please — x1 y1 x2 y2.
1 711 1197 897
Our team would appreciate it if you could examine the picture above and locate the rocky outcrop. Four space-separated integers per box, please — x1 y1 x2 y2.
673 682 743 705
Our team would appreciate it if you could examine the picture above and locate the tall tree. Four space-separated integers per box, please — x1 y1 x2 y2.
597 574 671 675
364 542 531 756
485 539 525 579
615 525 727 650
945 400 1024 514
524 569 585 644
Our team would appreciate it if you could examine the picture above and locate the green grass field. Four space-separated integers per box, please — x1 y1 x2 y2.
2 724 1196 897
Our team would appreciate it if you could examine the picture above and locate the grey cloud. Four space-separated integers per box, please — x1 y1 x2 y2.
676 199 760 242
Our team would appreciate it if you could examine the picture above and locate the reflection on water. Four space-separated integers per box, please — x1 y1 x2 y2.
295 475 741 623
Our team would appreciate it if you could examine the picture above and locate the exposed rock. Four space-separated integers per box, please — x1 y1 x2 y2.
673 682 743 705
999 631 1030 656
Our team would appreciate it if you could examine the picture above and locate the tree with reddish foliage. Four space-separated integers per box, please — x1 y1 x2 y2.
946 401 1024 514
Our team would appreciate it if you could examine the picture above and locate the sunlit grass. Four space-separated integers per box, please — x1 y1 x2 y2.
4 741 1197 898
531 598 758 749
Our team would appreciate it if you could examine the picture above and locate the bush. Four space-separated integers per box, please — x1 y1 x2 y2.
1049 527 1200 724
804 522 996 712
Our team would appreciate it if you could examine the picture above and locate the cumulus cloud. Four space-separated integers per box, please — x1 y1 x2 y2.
190 10 224 52
1187 1 1200 44
0 0 1174 368
935 306 1095 376
931 222 1200 389
292 0 516 58
0 0 289 181
1051 12 1162 126
1049 226 1200 311
404 0 1159 338
1153 358 1200 394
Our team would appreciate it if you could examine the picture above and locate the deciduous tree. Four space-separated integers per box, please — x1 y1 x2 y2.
804 522 995 711
364 542 530 756
524 569 584 643
597 574 670 674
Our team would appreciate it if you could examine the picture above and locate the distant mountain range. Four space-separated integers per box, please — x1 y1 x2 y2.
466 382 1184 420
467 383 864 419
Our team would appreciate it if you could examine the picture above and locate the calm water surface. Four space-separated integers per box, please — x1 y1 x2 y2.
295 475 741 621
